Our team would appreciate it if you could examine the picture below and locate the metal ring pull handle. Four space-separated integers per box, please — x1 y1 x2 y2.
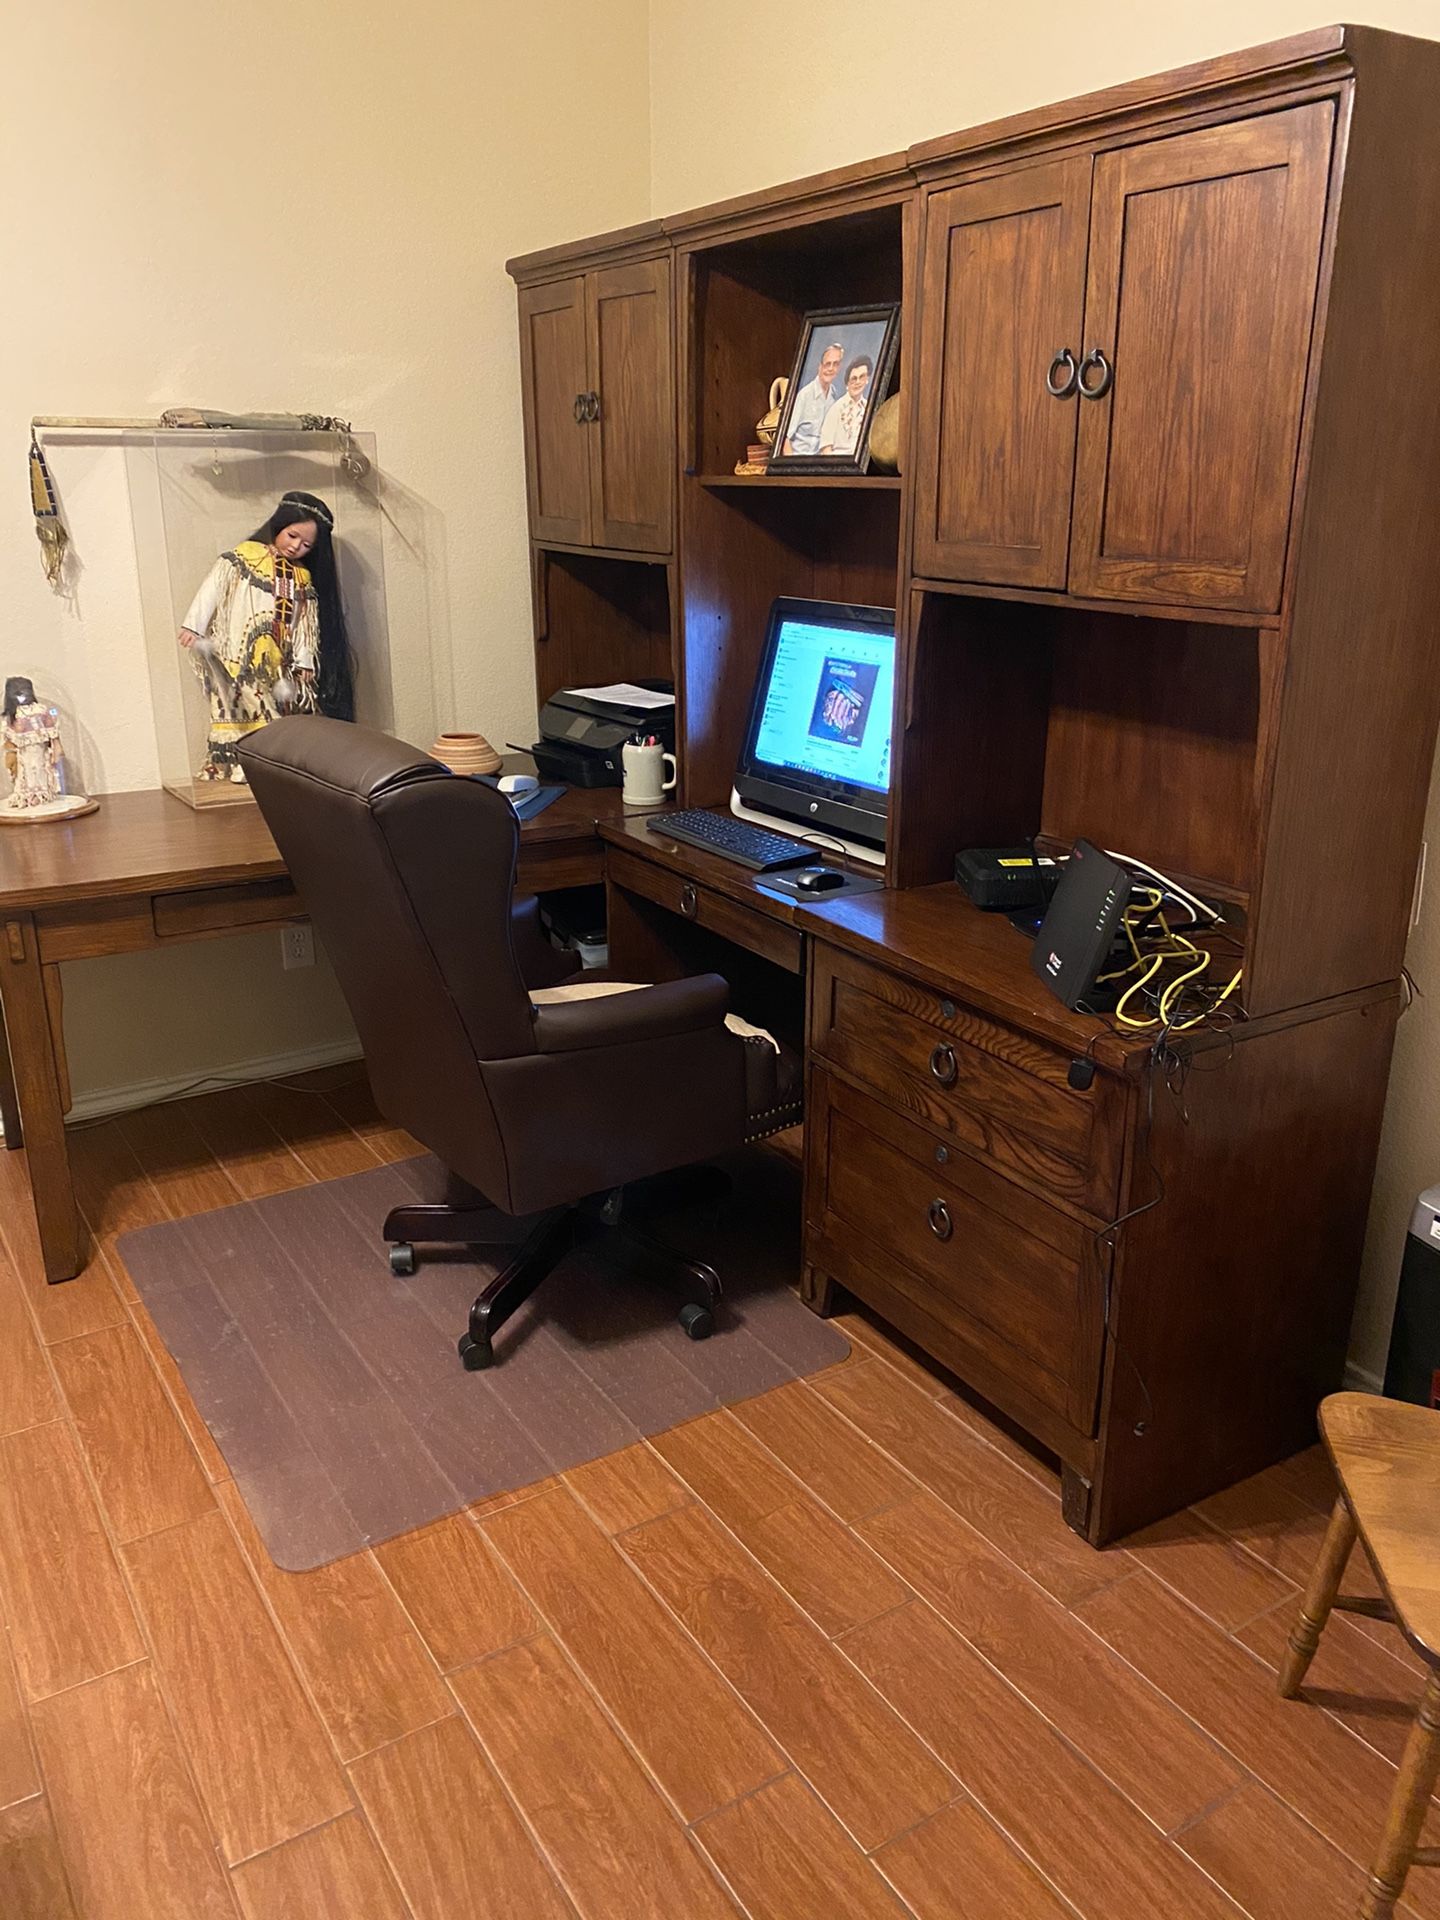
1045 348 1079 398
928 1199 954 1242
1077 348 1114 399
929 1044 958 1088
584 391 601 422
573 393 587 423
679 883 698 919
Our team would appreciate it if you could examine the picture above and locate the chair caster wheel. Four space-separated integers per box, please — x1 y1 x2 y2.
679 1302 714 1341
458 1332 494 1371
389 1243 417 1277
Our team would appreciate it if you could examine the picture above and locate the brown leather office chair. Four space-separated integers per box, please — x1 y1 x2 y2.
239 717 802 1369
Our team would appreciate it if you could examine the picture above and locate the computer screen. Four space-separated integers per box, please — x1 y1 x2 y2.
735 598 896 848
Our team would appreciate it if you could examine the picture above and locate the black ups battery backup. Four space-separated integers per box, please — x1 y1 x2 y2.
1383 1185 1440 1408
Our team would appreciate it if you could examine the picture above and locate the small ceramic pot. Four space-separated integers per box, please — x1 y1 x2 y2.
430 731 502 777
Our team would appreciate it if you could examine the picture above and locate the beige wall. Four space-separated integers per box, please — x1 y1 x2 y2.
2 0 651 1108
649 0 1440 1382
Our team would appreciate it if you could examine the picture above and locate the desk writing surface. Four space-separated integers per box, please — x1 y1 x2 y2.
0 778 625 915
793 883 1141 1070
602 817 1134 1070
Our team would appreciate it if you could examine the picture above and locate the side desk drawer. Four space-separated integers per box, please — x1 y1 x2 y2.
809 944 1123 1216
810 1071 1106 1433
607 847 802 973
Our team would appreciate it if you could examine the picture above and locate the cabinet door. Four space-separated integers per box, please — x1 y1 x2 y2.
518 276 592 545
912 157 1092 588
1070 102 1333 611
586 258 674 553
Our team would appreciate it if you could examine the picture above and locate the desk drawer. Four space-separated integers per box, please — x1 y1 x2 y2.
811 1071 1105 1431
607 847 802 973
810 945 1122 1216
152 878 304 940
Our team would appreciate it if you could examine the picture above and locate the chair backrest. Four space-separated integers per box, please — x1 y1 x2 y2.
240 717 534 1199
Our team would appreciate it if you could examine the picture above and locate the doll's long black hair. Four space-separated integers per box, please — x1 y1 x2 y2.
251 492 355 721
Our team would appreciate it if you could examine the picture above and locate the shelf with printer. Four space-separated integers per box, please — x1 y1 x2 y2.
532 545 675 709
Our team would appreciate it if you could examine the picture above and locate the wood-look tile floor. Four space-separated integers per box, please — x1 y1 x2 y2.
0 1074 1434 1918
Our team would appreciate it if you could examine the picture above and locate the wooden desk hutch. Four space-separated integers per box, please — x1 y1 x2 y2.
508 26 1440 1544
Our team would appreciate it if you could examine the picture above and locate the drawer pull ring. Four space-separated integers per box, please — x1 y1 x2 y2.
928 1199 953 1242
679 883 698 919
929 1043 958 1087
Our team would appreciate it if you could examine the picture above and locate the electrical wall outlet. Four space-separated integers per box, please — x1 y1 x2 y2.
281 921 315 970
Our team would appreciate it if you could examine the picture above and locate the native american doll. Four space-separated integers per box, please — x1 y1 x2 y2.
1 677 94 821
178 491 355 784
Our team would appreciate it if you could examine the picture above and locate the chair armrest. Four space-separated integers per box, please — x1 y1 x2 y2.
511 896 581 989
532 975 730 1055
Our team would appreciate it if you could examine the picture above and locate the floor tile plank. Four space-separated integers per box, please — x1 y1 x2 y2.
51 1322 215 1542
0 1149 126 1347
232 1812 408 1920
622 1501 955 1850
0 1237 60 1437
351 1715 576 1920
731 1378 916 1522
0 1796 78 1920
185 1088 312 1202
696 1772 911 1920
119 1103 241 1219
843 1600 1243 1920
29 1662 236 1918
125 1294 232 1483
653 1412 908 1635
874 1798 1078 1920
123 1509 351 1863
0 1420 145 1701
1119 1507 1298 1631
563 1441 690 1534
1238 1599 1433 1772
1178 1780 1389 1920
1076 1570 1435 1890
857 1492 1242 1831
0 1621 40 1810
817 1360 1126 1605
216 1480 452 1764
450 1635 739 1919
244 1082 384 1182
482 1486 782 1822
1196 1472 1418 1667
373 1512 538 1672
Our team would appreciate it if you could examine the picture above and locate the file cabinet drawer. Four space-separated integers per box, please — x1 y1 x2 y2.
810 1071 1105 1431
809 944 1123 1216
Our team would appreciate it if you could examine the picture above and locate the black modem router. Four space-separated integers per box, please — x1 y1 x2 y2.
1029 839 1131 1009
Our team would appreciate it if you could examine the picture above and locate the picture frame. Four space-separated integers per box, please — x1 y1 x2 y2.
767 304 900 475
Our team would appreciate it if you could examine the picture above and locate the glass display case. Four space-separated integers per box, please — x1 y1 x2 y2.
126 429 393 807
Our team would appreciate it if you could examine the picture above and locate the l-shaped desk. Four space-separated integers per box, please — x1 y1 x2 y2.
0 780 1396 1544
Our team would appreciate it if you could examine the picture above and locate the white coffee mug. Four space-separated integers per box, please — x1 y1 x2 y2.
622 740 677 807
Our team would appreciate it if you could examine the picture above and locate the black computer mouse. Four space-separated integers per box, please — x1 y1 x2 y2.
794 867 846 892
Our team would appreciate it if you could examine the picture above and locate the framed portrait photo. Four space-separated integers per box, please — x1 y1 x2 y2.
768 304 900 475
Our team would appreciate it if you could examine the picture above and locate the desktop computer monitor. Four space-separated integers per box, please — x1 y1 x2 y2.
732 597 896 858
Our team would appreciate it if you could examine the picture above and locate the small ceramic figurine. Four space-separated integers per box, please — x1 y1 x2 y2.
1 678 95 823
178 490 355 786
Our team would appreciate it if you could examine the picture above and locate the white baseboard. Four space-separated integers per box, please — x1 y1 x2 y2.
54 1039 364 1127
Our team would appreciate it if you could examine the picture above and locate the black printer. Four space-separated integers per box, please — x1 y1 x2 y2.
529 681 676 788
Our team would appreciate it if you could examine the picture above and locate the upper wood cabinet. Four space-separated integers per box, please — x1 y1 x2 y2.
915 102 1334 613
912 157 1091 589
517 257 674 554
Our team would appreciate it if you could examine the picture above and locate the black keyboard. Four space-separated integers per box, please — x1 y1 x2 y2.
649 809 815 871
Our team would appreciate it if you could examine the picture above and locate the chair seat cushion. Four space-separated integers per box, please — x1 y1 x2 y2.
530 980 802 1141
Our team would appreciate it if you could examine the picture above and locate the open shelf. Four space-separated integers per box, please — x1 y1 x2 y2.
685 203 905 483
534 549 674 709
696 473 902 491
892 590 1265 901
